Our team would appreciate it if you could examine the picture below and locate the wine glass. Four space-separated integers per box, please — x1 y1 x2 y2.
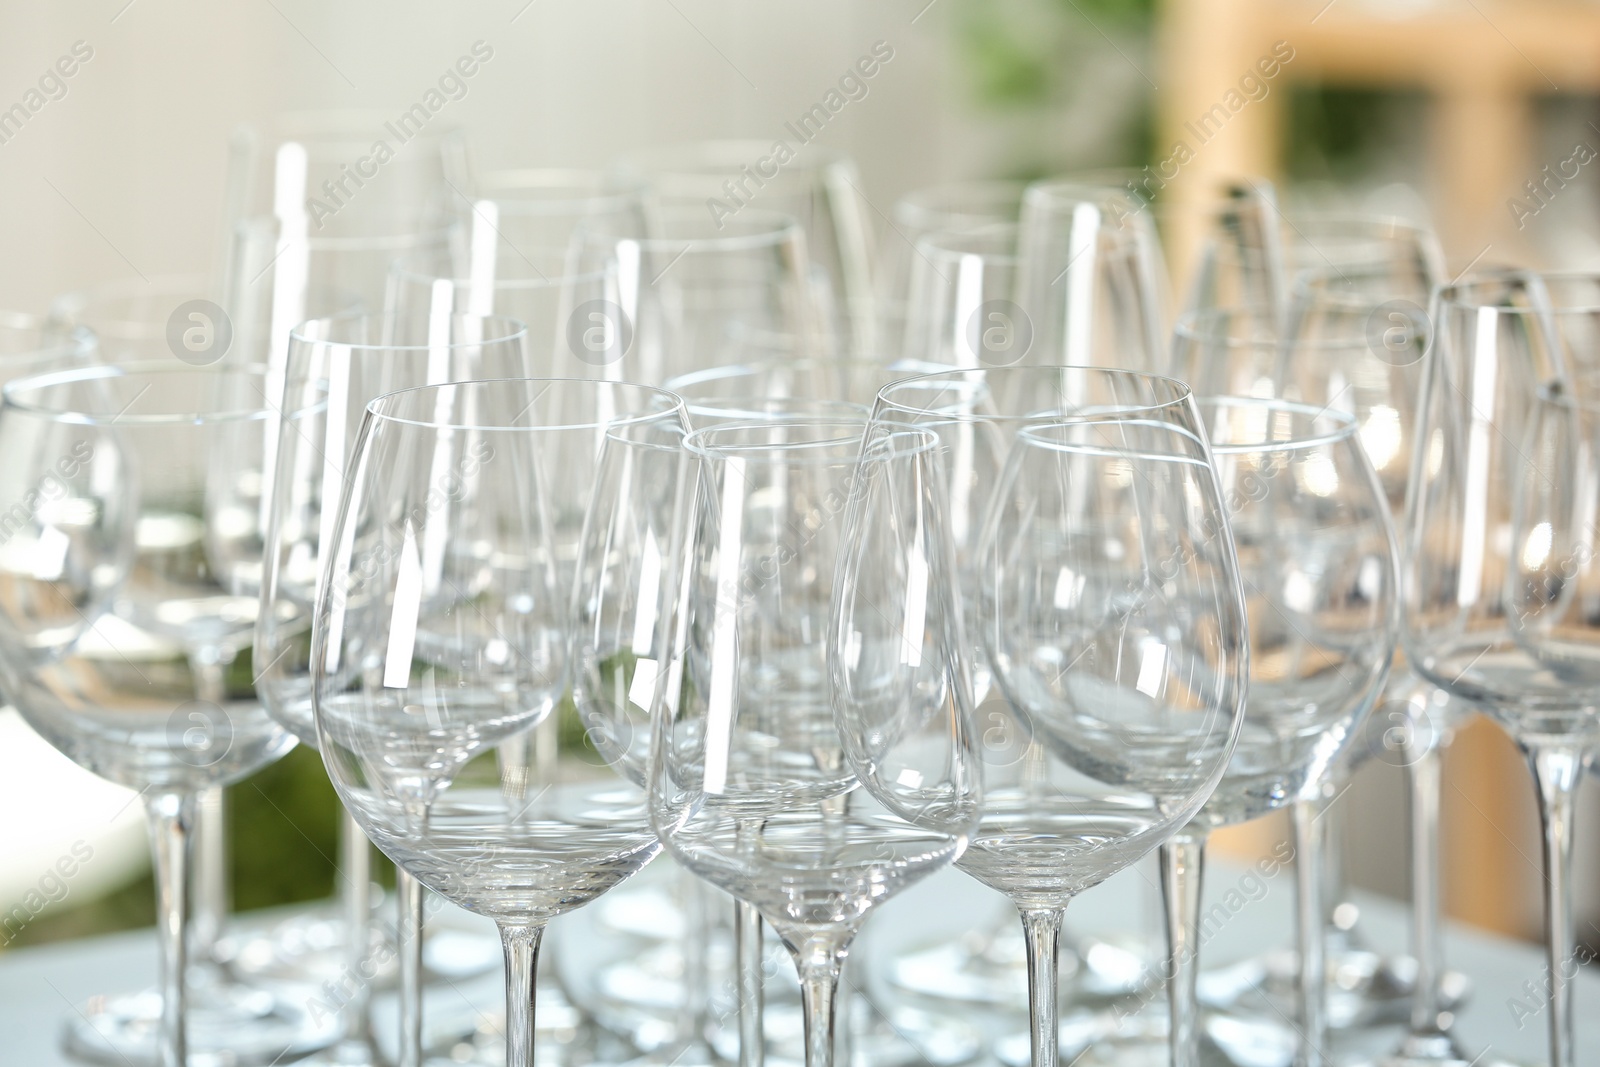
1014 182 1169 371
901 225 1023 369
1406 273 1600 1067
460 168 649 250
613 141 875 357
571 205 820 385
650 417 981 1067
1157 396 1398 1067
0 364 332 1067
869 366 1247 1067
225 110 469 248
313 377 685 1067
878 180 1026 356
256 311 534 1065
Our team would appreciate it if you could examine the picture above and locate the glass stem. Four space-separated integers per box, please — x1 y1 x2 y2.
1019 907 1064 1067
1404 724 1445 1038
1292 795 1328 1067
789 932 849 1067
498 922 545 1067
736 898 766 1067
1160 831 1206 1067
397 868 425 1067
1530 744 1583 1067
191 786 227 964
147 790 196 1067
339 805 373 1045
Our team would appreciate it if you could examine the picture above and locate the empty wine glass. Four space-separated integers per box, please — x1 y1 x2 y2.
614 141 875 356
650 418 982 1067
879 180 1025 355
1158 397 1398 1067
0 364 330 1067
901 225 1023 368
256 311 533 1065
313 377 686 1067
572 206 820 385
1406 273 1600 1067
1014 182 1169 371
869 366 1247 1067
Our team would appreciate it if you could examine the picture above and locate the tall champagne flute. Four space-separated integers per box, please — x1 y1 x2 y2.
650 418 981 1067
614 141 875 356
313 378 686 1067
257 312 533 1066
0 365 328 1067
871 367 1248 1067
1406 273 1600 1067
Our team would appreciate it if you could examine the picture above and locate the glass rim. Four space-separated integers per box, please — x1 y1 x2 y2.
586 206 803 253
1437 270 1600 315
1197 394 1362 455
388 259 610 292
664 356 949 392
2 361 281 426
0 314 95 365
683 416 869 462
364 377 684 432
235 214 460 253
288 310 529 350
913 222 1019 263
470 167 646 213
615 139 852 178
872 365 1194 424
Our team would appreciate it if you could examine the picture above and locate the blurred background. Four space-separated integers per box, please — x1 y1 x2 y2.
1 0 1598 955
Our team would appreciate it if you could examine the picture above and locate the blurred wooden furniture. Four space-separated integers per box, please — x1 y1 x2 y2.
1156 0 1600 939
1157 0 1600 266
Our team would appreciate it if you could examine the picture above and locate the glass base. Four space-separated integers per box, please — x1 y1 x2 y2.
1228 944 1468 1032
1357 1031 1529 1067
61 967 341 1066
888 924 1148 1011
214 899 392 987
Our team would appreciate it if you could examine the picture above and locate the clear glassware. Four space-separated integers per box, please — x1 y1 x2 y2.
613 141 876 357
225 110 470 249
878 180 1026 355
0 364 330 1067
900 225 1022 369
870 366 1249 1067
1013 182 1169 372
571 205 821 385
459 167 649 250
649 418 982 1067
1406 273 1600 1067
1158 397 1398 1067
256 312 533 1066
313 377 686 1067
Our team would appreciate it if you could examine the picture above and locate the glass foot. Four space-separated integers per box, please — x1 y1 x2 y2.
214 899 392 987
61 966 341 1066
1358 1031 1529 1067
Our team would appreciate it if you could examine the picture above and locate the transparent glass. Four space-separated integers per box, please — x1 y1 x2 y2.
613 141 875 356
571 205 820 385
314 378 685 1067
901 225 1022 368
1014 182 1169 372
0 365 317 1067
650 419 982 1067
1406 273 1600 1067
871 366 1248 1067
